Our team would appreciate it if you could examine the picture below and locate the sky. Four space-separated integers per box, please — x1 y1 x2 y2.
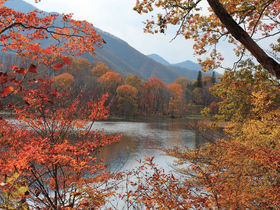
23 0 207 65
22 0 264 71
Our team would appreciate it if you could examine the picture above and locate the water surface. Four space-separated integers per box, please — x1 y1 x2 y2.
94 119 206 172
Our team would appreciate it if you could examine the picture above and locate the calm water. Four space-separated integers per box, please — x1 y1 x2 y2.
94 119 206 172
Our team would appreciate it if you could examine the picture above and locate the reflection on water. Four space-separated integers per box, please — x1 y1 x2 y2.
93 119 206 172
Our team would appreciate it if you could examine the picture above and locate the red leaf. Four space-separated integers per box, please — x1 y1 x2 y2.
35 78 44 83
81 202 89 207
52 89 57 96
17 68 28 74
35 189 41 197
62 56 70 65
28 64 37 73
52 63 64 70
0 74 8 84
1 86 14 97
43 48 53 55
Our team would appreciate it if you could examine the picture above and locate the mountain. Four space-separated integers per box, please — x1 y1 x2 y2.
173 60 218 75
147 54 170 65
173 60 201 71
4 0 216 83
147 54 221 79
4 0 37 12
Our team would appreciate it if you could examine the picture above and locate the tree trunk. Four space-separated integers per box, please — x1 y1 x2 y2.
207 0 280 79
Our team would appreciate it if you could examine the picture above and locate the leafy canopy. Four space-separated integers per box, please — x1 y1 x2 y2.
134 0 280 76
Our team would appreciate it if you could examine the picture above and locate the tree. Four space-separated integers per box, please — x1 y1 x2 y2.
66 57 99 98
0 81 120 209
126 0 280 209
91 62 111 78
175 77 190 89
212 61 280 122
97 71 123 99
139 77 168 115
52 72 74 91
211 71 216 84
175 77 192 104
69 58 91 76
167 83 184 116
125 74 142 90
0 1 102 62
0 0 103 109
202 75 212 87
0 0 115 208
124 70 280 208
116 84 138 116
133 0 280 77
192 87 203 105
120 157 207 209
194 71 202 88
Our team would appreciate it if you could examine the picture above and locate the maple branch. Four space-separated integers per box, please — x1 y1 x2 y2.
207 0 280 79
170 0 202 11
255 31 280 41
250 0 275 37
29 168 55 208
0 22 85 38
170 0 202 41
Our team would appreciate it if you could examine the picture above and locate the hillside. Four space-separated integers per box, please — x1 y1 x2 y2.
173 60 201 71
4 0 216 83
147 54 170 65
147 54 221 80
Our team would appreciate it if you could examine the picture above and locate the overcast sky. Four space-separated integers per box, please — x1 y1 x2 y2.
23 0 208 64
23 0 258 72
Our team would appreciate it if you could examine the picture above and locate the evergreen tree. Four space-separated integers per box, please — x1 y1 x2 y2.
211 71 216 84
196 71 202 88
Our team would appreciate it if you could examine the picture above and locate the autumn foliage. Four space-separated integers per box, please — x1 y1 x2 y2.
52 72 74 90
0 81 120 208
117 68 280 209
167 83 183 116
133 0 280 77
119 0 280 208
116 84 138 115
0 0 103 110
2 0 280 209
0 0 120 208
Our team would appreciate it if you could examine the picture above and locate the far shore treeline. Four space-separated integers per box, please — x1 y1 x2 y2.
0 54 218 117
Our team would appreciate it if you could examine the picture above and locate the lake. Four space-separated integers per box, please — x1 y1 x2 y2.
94 119 207 172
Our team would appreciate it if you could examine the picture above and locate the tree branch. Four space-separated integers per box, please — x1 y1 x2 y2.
207 0 280 78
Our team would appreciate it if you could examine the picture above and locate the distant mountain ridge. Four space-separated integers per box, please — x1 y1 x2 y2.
4 0 218 83
147 54 170 65
147 54 220 77
173 60 201 71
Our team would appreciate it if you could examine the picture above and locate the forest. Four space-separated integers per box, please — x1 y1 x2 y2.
0 53 218 118
0 0 280 209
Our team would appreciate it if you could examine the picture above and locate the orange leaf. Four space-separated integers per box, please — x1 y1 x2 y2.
52 63 64 70
12 65 18 71
28 64 37 74
1 86 14 97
